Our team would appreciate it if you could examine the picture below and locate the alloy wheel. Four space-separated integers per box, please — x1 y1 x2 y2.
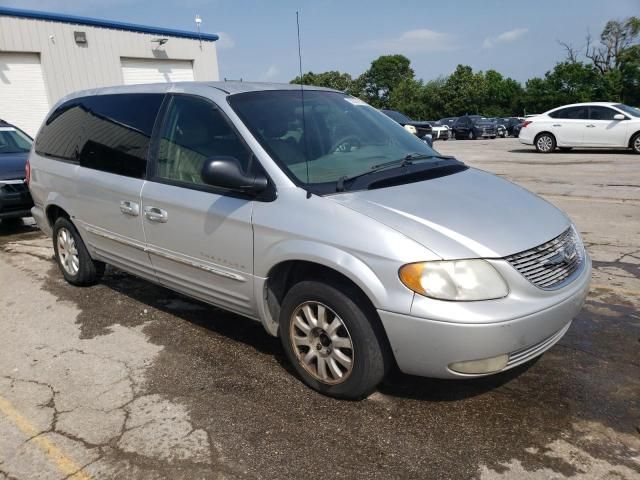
537 135 553 152
289 301 354 384
634 136 640 153
57 227 79 275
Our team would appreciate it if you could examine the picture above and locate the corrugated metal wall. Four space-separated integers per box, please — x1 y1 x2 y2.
0 15 219 108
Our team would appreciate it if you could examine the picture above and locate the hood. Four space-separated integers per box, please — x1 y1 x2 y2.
0 152 28 180
329 168 569 259
407 121 433 128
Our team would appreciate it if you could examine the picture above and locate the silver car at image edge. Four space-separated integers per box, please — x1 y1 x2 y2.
27 82 592 399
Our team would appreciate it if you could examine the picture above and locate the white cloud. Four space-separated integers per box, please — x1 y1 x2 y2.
215 32 235 49
356 29 456 54
482 28 528 49
262 65 279 81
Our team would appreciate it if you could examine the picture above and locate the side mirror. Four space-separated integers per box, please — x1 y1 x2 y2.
201 156 268 194
613 113 626 120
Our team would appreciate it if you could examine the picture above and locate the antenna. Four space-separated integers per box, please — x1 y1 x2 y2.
296 11 303 83
296 11 310 188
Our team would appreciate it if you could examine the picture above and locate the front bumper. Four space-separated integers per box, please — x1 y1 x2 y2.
379 255 591 378
0 181 33 219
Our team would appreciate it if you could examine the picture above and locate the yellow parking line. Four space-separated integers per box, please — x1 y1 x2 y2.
0 395 92 480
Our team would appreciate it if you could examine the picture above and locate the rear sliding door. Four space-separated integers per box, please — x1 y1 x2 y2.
72 93 164 281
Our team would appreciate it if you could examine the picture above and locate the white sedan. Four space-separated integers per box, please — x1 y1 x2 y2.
519 102 640 154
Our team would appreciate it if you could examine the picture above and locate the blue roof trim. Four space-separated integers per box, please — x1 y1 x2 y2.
0 6 219 42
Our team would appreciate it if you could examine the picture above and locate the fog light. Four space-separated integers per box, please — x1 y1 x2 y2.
449 354 509 374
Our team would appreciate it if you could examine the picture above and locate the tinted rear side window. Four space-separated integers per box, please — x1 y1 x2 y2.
549 106 588 119
78 94 164 178
35 100 86 161
589 106 617 120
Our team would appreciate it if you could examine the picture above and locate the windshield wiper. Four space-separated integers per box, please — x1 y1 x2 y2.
335 153 454 192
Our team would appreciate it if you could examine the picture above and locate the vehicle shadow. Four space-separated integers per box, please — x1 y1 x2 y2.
509 148 633 155
0 218 39 237
379 360 537 401
89 266 533 402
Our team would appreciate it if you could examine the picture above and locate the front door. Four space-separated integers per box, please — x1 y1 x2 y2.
587 106 629 146
141 94 256 317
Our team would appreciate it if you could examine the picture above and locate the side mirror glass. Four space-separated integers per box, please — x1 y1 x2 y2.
201 156 268 194
613 113 626 120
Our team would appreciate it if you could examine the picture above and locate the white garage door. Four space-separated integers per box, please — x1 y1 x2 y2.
121 58 194 85
0 53 50 137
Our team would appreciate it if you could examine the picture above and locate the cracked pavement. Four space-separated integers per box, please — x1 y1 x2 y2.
0 138 639 479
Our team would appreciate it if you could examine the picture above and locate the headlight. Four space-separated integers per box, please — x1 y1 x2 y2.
399 260 508 301
404 124 417 134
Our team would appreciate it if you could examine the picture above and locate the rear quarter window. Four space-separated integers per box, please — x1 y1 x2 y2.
35 100 86 161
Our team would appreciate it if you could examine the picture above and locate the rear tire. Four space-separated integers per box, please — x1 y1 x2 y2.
534 133 556 153
631 133 640 154
279 280 389 400
52 217 105 286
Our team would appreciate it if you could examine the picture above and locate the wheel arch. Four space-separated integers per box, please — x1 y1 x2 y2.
628 130 640 149
256 243 390 337
534 131 556 142
44 193 75 229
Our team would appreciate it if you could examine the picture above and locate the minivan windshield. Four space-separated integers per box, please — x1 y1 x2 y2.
228 90 448 192
0 127 32 155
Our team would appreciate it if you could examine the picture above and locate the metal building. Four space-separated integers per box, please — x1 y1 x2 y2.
0 7 219 136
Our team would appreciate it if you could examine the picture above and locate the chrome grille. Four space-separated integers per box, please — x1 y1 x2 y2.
505 227 584 290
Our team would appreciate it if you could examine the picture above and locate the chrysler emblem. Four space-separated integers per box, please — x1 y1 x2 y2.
545 244 577 267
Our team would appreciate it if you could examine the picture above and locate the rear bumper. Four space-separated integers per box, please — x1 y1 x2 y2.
31 205 52 235
0 184 33 219
378 258 591 378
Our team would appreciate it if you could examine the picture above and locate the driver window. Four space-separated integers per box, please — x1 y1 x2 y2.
156 95 251 185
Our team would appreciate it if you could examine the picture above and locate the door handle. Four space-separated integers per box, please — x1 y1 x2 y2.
586 124 596 128
144 206 168 223
120 201 140 216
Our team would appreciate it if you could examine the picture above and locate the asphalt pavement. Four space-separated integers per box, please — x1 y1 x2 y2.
0 138 638 479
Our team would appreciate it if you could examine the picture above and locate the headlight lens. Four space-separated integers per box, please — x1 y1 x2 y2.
404 124 417 134
399 260 508 301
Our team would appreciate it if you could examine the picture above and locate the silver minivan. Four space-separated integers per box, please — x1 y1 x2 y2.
28 82 591 399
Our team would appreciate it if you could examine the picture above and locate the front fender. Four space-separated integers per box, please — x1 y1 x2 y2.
261 239 391 309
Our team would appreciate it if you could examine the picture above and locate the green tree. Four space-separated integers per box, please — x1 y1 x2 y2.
438 65 486 116
359 55 415 108
290 70 358 95
523 62 607 113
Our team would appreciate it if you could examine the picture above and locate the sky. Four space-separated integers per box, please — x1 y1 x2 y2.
2 0 639 84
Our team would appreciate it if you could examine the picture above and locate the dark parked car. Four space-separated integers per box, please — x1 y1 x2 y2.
511 121 525 138
438 117 458 129
381 110 433 146
0 120 33 222
451 115 497 140
496 117 523 137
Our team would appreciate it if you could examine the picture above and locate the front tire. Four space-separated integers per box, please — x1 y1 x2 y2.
279 281 389 399
53 217 105 286
535 133 556 153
